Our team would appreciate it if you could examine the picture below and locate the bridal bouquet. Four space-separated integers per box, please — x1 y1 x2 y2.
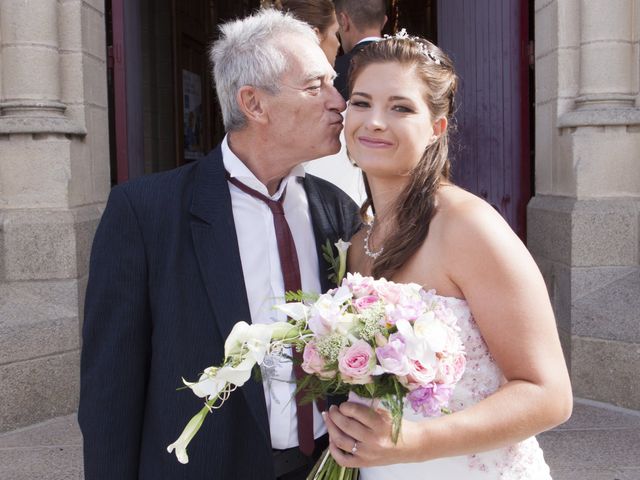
168 241 466 480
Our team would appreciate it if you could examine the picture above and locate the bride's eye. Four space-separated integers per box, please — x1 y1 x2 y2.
393 105 414 113
350 100 370 108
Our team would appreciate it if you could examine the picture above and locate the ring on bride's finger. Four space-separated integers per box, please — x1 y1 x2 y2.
351 441 358 454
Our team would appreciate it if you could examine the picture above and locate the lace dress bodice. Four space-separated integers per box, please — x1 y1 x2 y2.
360 295 552 480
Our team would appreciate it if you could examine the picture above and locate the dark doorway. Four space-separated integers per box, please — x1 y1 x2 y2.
437 0 532 240
106 0 260 184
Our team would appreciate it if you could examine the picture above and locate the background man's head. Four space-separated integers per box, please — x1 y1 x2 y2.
334 0 387 53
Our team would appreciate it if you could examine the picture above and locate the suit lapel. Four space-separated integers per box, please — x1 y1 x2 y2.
304 176 340 293
189 146 270 443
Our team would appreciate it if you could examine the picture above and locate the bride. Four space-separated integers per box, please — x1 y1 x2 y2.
323 34 573 478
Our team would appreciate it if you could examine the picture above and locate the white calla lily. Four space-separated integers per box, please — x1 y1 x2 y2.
274 302 310 321
167 404 209 464
182 367 227 399
224 321 274 362
216 356 256 386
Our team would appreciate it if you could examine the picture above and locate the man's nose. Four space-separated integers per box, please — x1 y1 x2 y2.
327 84 347 113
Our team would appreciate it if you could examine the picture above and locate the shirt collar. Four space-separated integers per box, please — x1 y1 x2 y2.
221 135 305 200
355 37 382 47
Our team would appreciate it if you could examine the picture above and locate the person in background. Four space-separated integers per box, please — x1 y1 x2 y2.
275 0 340 66
333 0 387 100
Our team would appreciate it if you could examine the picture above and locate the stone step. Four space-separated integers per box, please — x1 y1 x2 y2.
0 399 638 479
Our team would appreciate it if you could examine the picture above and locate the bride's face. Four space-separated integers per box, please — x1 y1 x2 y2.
345 62 439 179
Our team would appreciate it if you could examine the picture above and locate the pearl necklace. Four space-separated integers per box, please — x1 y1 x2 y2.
363 218 384 259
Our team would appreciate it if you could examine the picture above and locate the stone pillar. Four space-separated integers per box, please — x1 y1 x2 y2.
529 0 640 410
0 0 109 431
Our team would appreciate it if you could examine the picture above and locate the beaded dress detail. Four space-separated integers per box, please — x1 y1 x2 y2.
360 294 552 480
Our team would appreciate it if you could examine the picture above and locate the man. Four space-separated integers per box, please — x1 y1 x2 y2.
78 10 360 480
333 0 388 100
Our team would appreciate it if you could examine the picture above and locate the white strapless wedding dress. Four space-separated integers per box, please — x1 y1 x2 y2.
360 295 552 480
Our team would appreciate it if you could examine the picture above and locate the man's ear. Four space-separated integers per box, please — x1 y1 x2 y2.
381 15 388 30
338 11 350 31
236 86 267 124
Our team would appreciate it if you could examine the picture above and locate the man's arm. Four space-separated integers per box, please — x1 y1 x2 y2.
78 186 151 479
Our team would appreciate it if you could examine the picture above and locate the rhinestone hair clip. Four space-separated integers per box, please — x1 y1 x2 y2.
383 28 441 65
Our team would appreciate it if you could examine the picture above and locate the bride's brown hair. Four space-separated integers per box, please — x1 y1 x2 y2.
348 36 458 280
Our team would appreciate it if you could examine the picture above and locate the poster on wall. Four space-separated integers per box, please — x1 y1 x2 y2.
183 69 203 161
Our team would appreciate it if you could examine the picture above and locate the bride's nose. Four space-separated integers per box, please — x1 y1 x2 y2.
365 108 386 131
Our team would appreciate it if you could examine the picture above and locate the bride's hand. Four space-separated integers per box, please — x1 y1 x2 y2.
323 402 421 468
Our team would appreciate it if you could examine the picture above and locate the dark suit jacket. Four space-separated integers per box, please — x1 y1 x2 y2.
78 145 361 479
334 40 378 101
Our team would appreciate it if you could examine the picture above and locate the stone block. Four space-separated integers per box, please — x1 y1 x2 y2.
555 399 640 431
537 426 640 469
0 134 71 208
534 102 556 195
88 107 111 202
535 53 558 106
81 3 107 61
572 269 640 342
528 195 640 268
80 0 106 16
59 52 85 105
554 128 578 196
0 1 58 44
534 0 557 57
553 262 572 333
557 0 580 49
82 53 108 109
581 0 634 42
570 265 638 300
527 195 573 264
0 446 83 480
557 47 579 99
0 351 80 432
2 205 102 281
570 197 639 267
3 210 77 280
579 42 635 96
58 1 82 52
0 280 80 364
1 46 61 101
0 414 83 480
68 139 92 208
571 336 640 410
571 127 640 197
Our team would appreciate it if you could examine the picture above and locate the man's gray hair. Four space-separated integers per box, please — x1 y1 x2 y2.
210 9 318 132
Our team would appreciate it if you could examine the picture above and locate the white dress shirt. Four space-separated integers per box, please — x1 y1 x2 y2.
222 136 327 449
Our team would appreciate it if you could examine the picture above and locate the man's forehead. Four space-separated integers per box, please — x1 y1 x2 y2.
278 37 334 80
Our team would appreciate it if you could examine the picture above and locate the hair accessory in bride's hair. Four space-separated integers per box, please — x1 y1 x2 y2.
383 28 441 65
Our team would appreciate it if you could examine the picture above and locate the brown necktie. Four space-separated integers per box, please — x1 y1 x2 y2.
226 174 318 456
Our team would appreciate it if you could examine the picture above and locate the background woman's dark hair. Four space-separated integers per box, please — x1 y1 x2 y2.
348 37 458 280
274 0 336 34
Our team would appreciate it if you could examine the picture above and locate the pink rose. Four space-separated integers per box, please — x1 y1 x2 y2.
401 359 437 389
354 295 380 312
374 281 402 305
301 341 335 379
338 340 376 384
343 273 376 298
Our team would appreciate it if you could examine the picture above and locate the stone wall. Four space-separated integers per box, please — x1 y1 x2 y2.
530 0 640 410
0 0 109 431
